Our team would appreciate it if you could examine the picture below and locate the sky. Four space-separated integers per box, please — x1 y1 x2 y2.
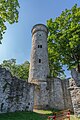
0 0 80 77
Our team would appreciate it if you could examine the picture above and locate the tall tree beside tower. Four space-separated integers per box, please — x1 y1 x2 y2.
47 4 80 77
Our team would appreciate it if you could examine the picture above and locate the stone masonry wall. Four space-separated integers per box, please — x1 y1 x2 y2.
48 78 64 110
69 84 80 117
48 78 73 111
0 66 74 113
61 78 73 110
69 69 80 117
29 24 49 82
34 81 49 109
0 67 34 113
33 78 73 111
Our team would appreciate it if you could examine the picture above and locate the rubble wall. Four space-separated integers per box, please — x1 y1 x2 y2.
0 67 34 113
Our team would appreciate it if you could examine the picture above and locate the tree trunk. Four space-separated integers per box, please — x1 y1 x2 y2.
71 68 80 87
77 63 80 73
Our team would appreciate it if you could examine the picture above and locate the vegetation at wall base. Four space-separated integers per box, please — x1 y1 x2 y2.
0 111 48 120
0 110 80 120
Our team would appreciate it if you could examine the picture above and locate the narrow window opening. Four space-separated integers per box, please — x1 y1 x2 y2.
38 45 42 48
39 59 41 63
39 34 41 36
28 103 30 105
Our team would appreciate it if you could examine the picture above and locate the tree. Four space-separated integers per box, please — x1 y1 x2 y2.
47 4 80 77
1 59 30 80
0 0 19 43
15 61 30 80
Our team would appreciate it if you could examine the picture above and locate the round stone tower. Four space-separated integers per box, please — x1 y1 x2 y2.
29 24 49 83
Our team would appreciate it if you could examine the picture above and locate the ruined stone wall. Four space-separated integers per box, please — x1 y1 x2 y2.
71 68 80 86
0 66 74 114
34 81 49 109
48 78 64 110
48 78 73 110
0 67 35 113
61 78 73 110
69 85 80 117
33 78 73 111
69 69 80 117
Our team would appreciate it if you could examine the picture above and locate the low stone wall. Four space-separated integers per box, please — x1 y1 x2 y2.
68 69 80 117
34 81 49 109
48 78 65 110
0 67 35 113
33 78 73 111
69 79 80 117
48 78 73 110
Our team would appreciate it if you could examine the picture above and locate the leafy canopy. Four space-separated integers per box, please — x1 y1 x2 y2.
47 4 80 77
0 0 19 43
1 59 30 80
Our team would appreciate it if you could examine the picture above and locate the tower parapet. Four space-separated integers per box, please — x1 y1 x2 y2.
31 24 48 36
29 24 49 83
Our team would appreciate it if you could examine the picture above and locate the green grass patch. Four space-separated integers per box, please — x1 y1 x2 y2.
0 111 49 120
0 110 80 120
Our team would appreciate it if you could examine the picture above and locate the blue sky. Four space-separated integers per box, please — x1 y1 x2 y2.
0 0 80 77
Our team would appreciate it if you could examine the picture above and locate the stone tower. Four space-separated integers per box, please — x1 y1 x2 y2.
29 24 49 83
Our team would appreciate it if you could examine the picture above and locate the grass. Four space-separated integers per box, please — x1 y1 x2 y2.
70 115 80 120
0 111 47 120
0 110 80 120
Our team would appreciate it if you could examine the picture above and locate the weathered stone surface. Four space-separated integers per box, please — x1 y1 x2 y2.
48 78 73 110
69 78 80 117
29 24 49 82
48 78 65 110
33 78 73 111
0 67 34 113
29 24 73 112
0 67 73 113
34 82 49 109
71 68 80 86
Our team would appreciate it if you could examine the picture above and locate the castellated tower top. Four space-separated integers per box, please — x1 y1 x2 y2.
29 24 49 83
31 24 48 36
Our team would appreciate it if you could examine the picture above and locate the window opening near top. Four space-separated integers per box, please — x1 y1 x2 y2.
39 34 41 36
39 59 41 63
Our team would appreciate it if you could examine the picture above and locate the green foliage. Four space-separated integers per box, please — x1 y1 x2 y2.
0 111 79 120
47 4 80 77
59 74 66 80
0 0 20 43
1 59 30 80
0 111 49 120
